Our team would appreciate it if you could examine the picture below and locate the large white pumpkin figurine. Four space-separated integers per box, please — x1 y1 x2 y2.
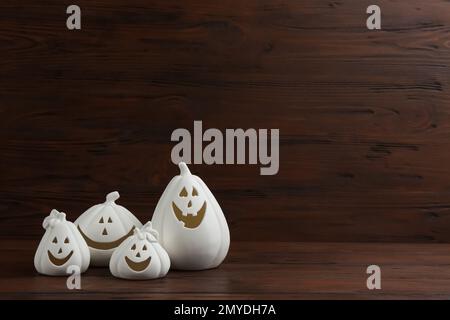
109 222 170 280
75 191 142 266
34 209 90 276
152 162 230 270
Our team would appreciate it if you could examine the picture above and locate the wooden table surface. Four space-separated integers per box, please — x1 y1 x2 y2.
2 240 450 299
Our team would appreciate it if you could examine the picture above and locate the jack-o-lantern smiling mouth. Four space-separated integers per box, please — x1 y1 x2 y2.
125 256 151 272
172 202 206 229
77 226 135 250
47 250 73 266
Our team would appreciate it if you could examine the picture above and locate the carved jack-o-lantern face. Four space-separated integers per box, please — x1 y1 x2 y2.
47 234 74 266
151 163 230 271
109 222 171 279
124 241 152 272
172 180 207 229
35 210 90 276
75 192 141 255
77 215 135 251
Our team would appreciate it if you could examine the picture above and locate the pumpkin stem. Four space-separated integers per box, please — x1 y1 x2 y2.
106 191 120 203
178 162 191 176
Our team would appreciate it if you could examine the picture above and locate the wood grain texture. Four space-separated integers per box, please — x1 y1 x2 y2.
1 1 450 242
2 240 450 299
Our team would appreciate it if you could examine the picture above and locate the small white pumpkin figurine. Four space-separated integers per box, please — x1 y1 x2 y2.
75 191 142 266
152 162 230 270
109 222 170 280
34 209 90 276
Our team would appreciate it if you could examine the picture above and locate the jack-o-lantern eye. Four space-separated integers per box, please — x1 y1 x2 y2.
192 187 198 196
179 187 188 197
131 244 136 250
99 217 104 223
143 245 147 251
107 217 112 223
52 237 58 244
64 237 69 244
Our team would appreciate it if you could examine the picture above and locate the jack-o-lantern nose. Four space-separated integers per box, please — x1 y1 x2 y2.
188 200 192 208
58 248 62 254
136 252 141 258
102 228 108 235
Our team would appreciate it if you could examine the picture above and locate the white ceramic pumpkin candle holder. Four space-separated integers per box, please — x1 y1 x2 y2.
75 191 142 266
109 221 170 280
152 162 230 270
34 209 90 276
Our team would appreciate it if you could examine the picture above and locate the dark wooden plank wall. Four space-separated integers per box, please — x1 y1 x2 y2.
1 1 450 242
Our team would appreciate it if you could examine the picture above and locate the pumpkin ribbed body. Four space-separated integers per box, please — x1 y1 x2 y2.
75 192 142 266
152 163 230 270
109 222 170 280
34 210 90 276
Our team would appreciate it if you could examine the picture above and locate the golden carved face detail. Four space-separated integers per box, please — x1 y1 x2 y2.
47 235 74 266
78 225 135 250
124 242 151 272
75 192 142 255
172 184 207 229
